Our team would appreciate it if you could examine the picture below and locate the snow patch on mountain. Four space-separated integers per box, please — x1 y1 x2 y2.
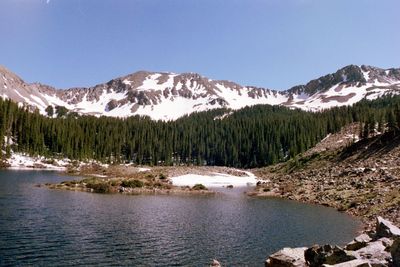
137 73 176 91
123 79 132 86
134 96 214 121
1 64 400 120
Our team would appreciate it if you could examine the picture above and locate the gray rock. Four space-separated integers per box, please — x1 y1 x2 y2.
356 240 390 262
265 247 307 267
322 259 371 267
356 234 373 243
346 234 373 251
391 238 400 267
377 237 393 251
376 217 400 239
305 245 357 267
265 218 400 267
366 258 389 267
210 259 221 267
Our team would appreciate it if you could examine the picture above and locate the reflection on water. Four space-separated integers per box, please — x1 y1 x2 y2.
0 170 360 266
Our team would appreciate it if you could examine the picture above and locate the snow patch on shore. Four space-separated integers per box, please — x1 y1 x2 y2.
7 153 69 171
170 171 259 187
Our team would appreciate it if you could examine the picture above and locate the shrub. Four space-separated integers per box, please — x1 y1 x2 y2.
110 180 119 186
81 177 98 184
61 180 78 186
62 181 72 187
121 179 144 188
192 184 207 190
154 182 163 188
43 158 56 165
164 184 172 190
86 182 111 193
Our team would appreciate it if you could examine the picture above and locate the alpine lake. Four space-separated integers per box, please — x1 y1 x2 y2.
0 170 360 266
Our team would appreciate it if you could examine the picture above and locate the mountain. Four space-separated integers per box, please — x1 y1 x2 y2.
1 65 399 120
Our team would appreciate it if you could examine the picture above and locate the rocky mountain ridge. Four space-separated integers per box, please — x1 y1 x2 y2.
1 64 400 120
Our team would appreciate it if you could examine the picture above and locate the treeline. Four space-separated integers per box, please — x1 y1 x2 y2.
1 96 400 168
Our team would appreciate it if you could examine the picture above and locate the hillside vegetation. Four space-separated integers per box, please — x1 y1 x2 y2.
252 124 400 229
1 96 400 169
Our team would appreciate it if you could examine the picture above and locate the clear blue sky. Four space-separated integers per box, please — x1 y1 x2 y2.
0 0 399 90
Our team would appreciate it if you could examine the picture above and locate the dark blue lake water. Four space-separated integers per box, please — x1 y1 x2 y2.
0 170 360 266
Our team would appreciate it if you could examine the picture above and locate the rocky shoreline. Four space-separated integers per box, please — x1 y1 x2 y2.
44 164 258 196
265 217 400 267
249 129 400 231
44 164 220 196
45 182 215 196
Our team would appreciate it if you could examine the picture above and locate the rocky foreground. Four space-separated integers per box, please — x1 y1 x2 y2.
265 217 400 267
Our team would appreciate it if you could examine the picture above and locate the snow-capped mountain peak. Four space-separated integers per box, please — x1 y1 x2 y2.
1 64 399 120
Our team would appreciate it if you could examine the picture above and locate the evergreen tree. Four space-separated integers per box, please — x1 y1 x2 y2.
45 105 54 117
1 95 400 167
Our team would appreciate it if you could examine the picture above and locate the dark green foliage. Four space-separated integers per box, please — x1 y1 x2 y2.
45 105 54 117
86 182 111 193
110 180 119 186
192 184 207 190
61 180 78 186
1 96 400 168
387 110 397 133
377 115 384 133
55 106 68 118
121 179 144 188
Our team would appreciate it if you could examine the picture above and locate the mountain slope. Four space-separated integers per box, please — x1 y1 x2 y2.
1 65 399 120
252 124 400 229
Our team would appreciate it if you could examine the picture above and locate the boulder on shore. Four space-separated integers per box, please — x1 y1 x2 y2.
376 216 400 239
304 245 357 267
210 259 221 267
321 258 371 267
356 240 390 261
345 234 372 251
265 217 400 267
265 247 307 267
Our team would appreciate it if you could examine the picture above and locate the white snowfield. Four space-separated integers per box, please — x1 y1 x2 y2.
170 171 259 187
7 153 69 170
137 167 151 172
6 152 112 171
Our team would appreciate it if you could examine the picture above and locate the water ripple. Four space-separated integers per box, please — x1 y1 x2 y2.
0 170 360 266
